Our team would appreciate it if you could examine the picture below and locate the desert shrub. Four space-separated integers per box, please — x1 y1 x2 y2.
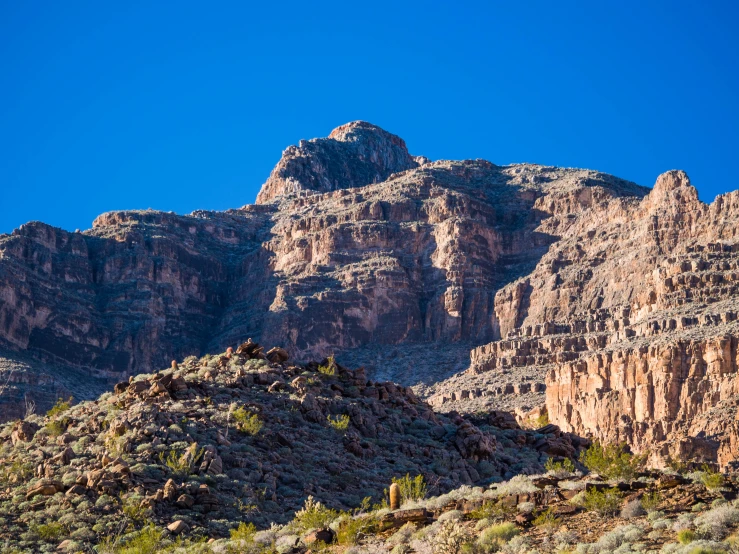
621 499 647 519
576 524 644 553
32 521 66 541
699 466 726 492
694 504 739 540
230 521 257 542
580 440 644 481
121 494 150 523
327 414 350 432
158 443 202 478
318 357 337 376
582 487 623 517
0 459 33 485
439 510 464 522
336 514 379 545
517 502 535 514
47 397 73 418
678 529 696 544
545 458 575 478
641 491 662 513
232 407 263 435
96 523 164 554
386 522 416 546
533 507 561 532
481 522 519 542
292 496 338 532
393 474 428 503
45 419 68 437
491 475 538 497
432 520 472 554
469 500 513 522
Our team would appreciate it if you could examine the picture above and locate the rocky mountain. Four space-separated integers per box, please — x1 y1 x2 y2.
0 121 646 417
5 120 739 471
434 170 739 469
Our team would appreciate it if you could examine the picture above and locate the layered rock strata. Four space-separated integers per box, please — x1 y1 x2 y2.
0 121 646 415
448 170 739 467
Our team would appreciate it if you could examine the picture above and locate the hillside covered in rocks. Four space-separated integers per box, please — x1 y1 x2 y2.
0 340 590 553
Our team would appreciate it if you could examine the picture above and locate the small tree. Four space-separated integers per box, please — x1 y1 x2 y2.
580 440 644 481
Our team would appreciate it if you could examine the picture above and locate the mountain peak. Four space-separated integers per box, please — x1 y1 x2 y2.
255 122 418 204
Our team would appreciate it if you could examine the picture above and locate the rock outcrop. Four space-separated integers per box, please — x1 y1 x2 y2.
0 121 647 416
0 343 588 551
446 169 739 468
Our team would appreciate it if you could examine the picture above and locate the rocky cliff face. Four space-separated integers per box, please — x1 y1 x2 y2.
0 121 647 417
8 121 739 469
438 169 739 468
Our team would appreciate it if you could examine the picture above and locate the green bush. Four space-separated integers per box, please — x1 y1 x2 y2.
579 440 644 481
392 474 427 503
292 496 338 532
532 508 561 532
318 357 337 376
469 501 514 521
158 443 202 478
33 522 66 541
481 522 519 542
544 458 575 476
582 487 623 517
232 407 263 435
327 414 350 432
45 419 69 437
700 465 725 491
336 514 379 545
677 529 695 544
121 494 150 523
47 397 73 418
640 491 661 513
230 521 257 542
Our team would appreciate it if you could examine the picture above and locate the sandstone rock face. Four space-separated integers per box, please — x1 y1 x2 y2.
449 169 739 468
0 121 646 417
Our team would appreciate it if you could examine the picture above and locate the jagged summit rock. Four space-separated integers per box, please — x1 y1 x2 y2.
255 121 420 204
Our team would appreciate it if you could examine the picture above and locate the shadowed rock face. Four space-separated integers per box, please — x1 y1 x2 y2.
0 121 648 417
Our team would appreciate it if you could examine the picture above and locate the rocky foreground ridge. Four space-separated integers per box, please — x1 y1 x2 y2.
0 340 589 552
6 342 739 553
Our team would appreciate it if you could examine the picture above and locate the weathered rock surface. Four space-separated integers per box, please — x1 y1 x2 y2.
0 121 646 416
445 169 739 468
0 343 587 550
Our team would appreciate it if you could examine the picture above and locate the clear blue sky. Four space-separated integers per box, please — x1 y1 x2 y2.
2 1 738 234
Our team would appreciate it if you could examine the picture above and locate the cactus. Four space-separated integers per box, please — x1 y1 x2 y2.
389 482 400 510
171 360 178 370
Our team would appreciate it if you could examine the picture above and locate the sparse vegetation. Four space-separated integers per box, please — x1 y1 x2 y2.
232 406 264 435
545 457 575 477
158 443 202 478
318 356 337 376
327 414 350 431
292 495 339 532
46 396 73 418
392 473 428 503
579 440 644 481
581 487 623 517
700 465 726 491
533 508 561 532
230 521 257 542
